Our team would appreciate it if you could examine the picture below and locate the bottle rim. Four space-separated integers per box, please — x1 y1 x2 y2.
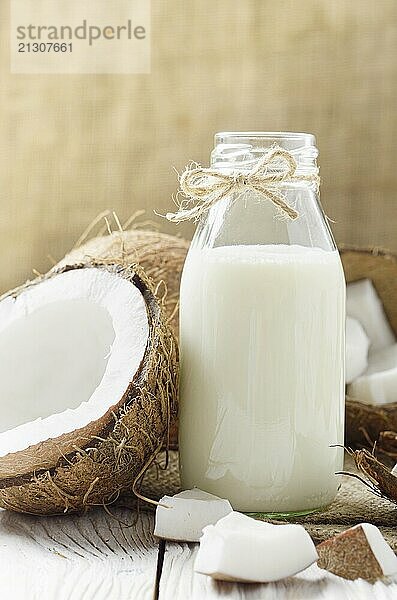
215 131 316 147
212 131 318 172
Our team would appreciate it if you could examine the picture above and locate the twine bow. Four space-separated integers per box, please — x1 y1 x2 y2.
166 145 320 222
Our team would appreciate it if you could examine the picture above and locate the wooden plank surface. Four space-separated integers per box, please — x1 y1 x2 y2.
159 541 397 600
1 506 397 599
0 507 158 600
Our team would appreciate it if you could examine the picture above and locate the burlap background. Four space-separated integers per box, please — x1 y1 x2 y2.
0 0 396 291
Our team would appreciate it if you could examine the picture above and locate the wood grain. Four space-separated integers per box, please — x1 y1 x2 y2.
0 505 396 599
159 541 397 599
0 508 158 600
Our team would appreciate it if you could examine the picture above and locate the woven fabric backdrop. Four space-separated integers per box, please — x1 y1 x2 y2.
0 0 396 291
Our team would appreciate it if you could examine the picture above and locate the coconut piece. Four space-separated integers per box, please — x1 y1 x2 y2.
340 247 397 338
317 523 397 582
392 463 397 476
346 279 395 351
348 344 397 405
367 344 397 373
346 317 370 384
348 369 397 405
154 488 232 542
194 511 318 583
0 263 178 515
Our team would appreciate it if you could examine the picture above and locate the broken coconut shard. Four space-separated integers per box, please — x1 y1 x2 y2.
317 523 397 582
346 278 397 404
346 279 396 352
154 488 232 542
348 343 397 405
0 263 178 515
346 316 369 384
195 512 318 583
341 449 397 507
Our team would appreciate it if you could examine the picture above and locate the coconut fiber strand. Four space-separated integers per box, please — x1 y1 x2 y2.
135 451 397 552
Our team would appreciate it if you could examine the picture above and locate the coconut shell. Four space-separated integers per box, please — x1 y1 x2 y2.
0 263 178 515
317 525 384 582
378 431 397 461
345 398 397 449
341 246 397 449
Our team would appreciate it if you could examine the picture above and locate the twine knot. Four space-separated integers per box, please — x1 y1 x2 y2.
166 145 320 223
234 173 249 186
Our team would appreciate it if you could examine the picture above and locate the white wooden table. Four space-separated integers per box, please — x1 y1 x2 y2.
0 506 396 600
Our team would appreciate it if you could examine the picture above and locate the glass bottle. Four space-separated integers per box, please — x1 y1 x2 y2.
178 132 345 516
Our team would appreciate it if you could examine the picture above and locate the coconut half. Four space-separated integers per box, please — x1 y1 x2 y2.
0 263 178 514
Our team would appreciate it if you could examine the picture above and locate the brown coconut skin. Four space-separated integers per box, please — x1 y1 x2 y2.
317 526 384 582
0 263 178 515
352 449 397 506
378 431 397 460
341 247 397 451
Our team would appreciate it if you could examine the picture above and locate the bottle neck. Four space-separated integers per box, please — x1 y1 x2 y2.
211 131 319 176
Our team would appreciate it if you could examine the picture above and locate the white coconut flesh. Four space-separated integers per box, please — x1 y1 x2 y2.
359 523 397 576
0 268 149 458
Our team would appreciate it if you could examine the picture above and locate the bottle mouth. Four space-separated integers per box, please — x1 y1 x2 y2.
211 131 318 173
215 131 316 148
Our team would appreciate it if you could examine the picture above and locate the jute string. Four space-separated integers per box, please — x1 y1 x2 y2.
166 145 320 223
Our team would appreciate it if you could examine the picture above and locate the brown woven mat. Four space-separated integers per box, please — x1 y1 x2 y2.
130 451 397 550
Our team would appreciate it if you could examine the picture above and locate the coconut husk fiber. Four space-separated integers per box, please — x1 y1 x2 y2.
133 450 397 552
341 246 397 449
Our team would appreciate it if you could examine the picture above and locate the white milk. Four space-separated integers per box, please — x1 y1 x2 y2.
179 244 345 513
